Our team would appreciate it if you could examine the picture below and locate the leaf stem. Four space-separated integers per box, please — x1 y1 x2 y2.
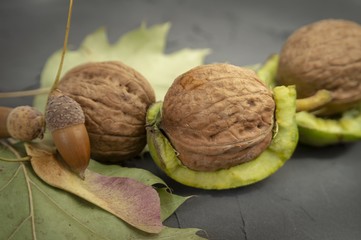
50 0 73 92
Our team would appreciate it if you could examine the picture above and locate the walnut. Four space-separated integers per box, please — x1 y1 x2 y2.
160 63 275 171
58 61 156 163
277 19 361 115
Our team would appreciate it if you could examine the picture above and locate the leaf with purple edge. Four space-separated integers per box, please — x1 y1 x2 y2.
87 160 191 221
0 141 206 239
24 143 163 234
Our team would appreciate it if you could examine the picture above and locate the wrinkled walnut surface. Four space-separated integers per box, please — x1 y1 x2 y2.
58 61 155 162
161 64 275 171
277 19 361 115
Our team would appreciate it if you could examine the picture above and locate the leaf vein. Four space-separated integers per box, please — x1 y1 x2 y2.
29 180 110 240
7 215 32 240
0 165 21 192
22 163 37 240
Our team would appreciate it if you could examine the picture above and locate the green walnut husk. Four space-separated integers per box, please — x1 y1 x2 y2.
146 85 298 190
258 54 361 146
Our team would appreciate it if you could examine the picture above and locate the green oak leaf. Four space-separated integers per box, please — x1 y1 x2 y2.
34 22 210 112
0 141 205 239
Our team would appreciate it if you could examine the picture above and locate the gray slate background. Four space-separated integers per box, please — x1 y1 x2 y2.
1 0 361 239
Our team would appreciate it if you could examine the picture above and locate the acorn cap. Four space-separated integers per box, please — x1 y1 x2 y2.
45 93 85 132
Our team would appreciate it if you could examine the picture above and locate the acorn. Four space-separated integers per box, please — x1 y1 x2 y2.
0 106 45 141
45 90 90 179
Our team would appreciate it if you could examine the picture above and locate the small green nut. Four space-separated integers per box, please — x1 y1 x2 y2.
146 64 298 190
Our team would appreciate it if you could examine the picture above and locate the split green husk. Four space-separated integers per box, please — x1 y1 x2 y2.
146 85 298 190
257 54 361 146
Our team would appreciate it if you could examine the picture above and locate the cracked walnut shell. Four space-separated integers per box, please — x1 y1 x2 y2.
160 63 275 171
58 61 156 163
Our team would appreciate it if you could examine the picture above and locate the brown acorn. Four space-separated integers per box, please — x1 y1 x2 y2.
45 90 90 179
0 106 45 141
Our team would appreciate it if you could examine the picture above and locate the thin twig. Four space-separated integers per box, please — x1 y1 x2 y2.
0 88 50 98
50 0 74 92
